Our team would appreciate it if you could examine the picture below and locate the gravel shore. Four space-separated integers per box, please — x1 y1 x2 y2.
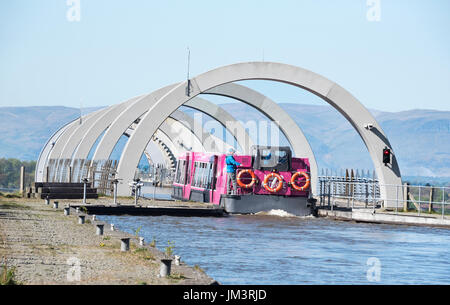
0 196 216 285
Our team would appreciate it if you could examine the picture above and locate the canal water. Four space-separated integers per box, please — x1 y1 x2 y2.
98 210 450 285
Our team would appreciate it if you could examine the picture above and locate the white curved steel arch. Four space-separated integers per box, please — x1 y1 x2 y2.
152 129 179 159
35 111 207 182
61 95 228 160
108 83 319 193
91 84 177 162
128 118 228 165
35 118 79 182
47 108 106 162
124 124 180 166
67 110 219 182
169 109 232 153
88 83 316 179
203 82 318 192
160 116 205 153
67 95 144 160
38 104 228 183
44 84 314 185
89 84 252 163
184 97 255 153
46 109 104 182
127 113 208 154
43 88 232 181
65 95 251 167
59 104 123 160
117 62 402 208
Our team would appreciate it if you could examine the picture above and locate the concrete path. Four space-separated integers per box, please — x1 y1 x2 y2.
316 206 450 228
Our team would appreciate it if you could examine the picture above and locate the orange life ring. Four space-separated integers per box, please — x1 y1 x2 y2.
290 171 310 191
236 169 256 189
263 172 284 193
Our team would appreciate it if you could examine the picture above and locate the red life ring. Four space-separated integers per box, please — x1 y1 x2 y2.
263 172 284 193
290 171 310 191
236 169 256 189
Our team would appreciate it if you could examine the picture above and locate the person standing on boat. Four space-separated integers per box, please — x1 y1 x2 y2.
226 148 241 195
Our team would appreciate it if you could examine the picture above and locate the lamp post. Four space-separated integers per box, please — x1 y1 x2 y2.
129 178 143 206
82 177 89 204
112 178 119 205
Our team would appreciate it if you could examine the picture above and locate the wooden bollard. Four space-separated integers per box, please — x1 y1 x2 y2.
120 238 130 252
78 215 85 224
96 224 104 236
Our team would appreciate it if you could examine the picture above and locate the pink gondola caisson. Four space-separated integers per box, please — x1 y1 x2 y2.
172 146 314 216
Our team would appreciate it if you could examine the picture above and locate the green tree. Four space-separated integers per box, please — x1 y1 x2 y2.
0 158 36 189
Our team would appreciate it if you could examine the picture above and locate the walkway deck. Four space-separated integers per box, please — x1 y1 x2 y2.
316 206 450 228
70 203 226 217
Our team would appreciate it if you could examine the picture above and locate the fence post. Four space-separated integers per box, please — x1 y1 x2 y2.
418 186 421 216
331 182 335 212
82 178 88 204
68 166 72 183
395 185 398 214
112 179 119 205
20 166 26 197
352 181 355 209
365 181 369 208
372 180 376 212
403 183 409 212
442 188 445 219
319 179 323 206
345 169 349 198
327 181 331 207
347 181 350 208
428 187 434 214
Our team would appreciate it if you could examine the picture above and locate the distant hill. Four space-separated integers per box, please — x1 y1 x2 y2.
0 104 449 178
186 103 450 178
0 106 103 160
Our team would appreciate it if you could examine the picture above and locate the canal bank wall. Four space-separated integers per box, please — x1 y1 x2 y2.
316 207 450 228
0 196 216 285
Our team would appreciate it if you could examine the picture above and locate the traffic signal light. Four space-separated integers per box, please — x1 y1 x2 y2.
383 148 391 165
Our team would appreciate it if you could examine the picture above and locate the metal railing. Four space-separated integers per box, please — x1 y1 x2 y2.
317 176 450 219
403 184 450 218
0 187 19 193
135 164 175 187
44 158 118 195
318 176 381 209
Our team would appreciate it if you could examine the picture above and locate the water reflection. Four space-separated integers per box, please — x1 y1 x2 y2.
98 212 450 285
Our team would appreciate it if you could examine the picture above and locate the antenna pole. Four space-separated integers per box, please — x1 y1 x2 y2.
186 47 191 96
187 47 190 80
79 98 83 125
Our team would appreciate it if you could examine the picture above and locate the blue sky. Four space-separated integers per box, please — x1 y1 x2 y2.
1 0 449 112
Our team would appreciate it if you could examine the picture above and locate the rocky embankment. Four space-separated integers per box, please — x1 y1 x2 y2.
0 196 216 285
